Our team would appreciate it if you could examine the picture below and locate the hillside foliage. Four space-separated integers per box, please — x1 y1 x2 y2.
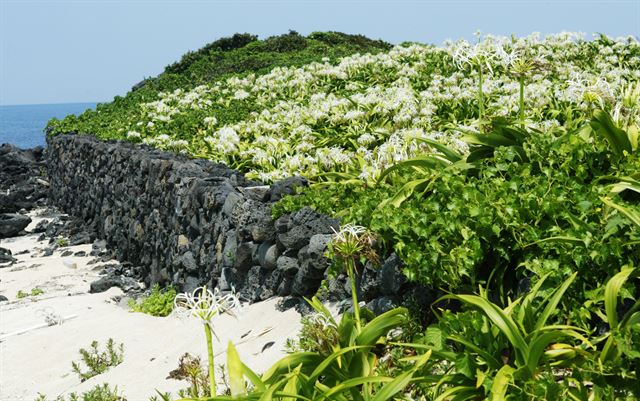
45 31 640 400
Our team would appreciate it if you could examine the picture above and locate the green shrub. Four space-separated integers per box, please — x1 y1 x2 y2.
71 339 124 382
128 284 176 317
34 384 126 401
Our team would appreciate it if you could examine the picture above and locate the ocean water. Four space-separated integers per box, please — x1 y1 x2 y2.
0 102 97 149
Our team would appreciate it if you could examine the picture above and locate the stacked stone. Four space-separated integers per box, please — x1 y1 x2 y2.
46 134 428 311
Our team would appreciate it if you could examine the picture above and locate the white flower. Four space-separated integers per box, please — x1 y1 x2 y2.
126 131 141 140
174 286 243 327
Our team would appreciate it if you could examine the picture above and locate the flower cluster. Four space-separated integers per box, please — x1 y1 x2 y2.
98 33 640 183
174 286 243 328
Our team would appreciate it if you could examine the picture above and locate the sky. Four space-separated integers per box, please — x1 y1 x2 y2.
0 0 638 106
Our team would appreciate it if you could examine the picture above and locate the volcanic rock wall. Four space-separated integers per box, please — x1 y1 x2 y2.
47 134 342 302
47 134 422 312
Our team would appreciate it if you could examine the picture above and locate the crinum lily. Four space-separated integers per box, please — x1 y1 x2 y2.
174 285 242 397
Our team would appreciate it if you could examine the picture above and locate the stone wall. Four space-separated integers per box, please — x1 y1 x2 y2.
46 134 342 302
47 134 427 312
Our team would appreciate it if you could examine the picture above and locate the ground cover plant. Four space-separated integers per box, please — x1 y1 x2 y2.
35 384 126 401
46 31 639 399
71 339 125 382
128 284 177 317
16 287 44 298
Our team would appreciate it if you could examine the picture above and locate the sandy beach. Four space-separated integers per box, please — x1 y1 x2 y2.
0 213 304 401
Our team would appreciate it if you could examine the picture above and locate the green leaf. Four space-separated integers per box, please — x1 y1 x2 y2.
227 341 246 397
601 197 640 227
442 295 529 366
604 267 636 329
489 365 515 401
355 308 407 346
377 156 450 183
591 109 633 156
534 272 577 331
414 138 463 162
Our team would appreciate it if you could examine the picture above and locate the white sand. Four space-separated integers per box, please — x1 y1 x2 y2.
0 214 303 401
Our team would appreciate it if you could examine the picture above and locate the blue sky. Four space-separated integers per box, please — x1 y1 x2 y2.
1 0 638 105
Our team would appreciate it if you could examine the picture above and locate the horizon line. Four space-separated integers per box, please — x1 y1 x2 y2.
0 101 104 108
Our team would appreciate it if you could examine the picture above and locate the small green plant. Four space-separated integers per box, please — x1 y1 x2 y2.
329 224 378 332
55 237 69 247
34 383 126 401
128 284 176 317
167 353 210 399
17 287 44 298
71 339 124 382
173 286 242 397
285 312 340 355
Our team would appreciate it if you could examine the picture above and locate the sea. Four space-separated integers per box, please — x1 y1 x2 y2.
0 102 97 149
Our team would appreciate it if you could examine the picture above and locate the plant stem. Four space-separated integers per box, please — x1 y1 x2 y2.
478 63 484 127
347 259 362 332
204 323 216 397
519 77 525 125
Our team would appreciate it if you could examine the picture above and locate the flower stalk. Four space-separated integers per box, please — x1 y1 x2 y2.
174 285 242 397
331 224 377 333
204 323 216 397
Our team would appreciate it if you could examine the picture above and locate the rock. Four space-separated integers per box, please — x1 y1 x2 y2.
239 185 270 202
277 276 294 296
377 254 406 296
60 250 73 257
299 234 332 272
42 246 55 257
0 213 32 238
176 251 198 273
0 295 8 302
276 296 301 311
277 207 339 251
69 230 92 246
0 144 48 213
257 242 279 269
291 263 323 296
234 242 257 271
365 296 398 315
274 215 290 234
91 239 108 256
276 256 299 277
263 269 282 292
218 268 235 291
360 265 380 301
74 251 87 257
89 275 140 293
321 273 351 302
222 191 244 218
32 220 49 233
183 275 201 293
270 176 308 202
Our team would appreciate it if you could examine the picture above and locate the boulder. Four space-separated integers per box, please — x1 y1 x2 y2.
277 207 339 251
0 213 31 238
270 176 308 202
89 274 140 293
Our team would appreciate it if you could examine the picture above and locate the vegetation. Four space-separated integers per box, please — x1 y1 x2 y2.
71 339 124 382
128 284 177 317
46 31 391 147
45 31 639 400
16 287 44 298
35 384 126 401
